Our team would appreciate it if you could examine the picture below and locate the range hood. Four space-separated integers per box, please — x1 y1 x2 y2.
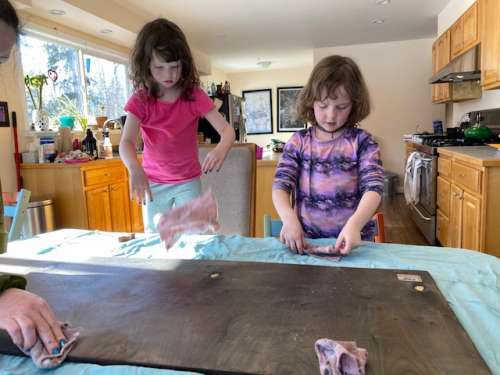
429 47 480 84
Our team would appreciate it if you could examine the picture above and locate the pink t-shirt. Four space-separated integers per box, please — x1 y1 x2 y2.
124 87 214 184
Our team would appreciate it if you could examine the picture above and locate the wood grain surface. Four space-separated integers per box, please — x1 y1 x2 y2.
0 257 489 374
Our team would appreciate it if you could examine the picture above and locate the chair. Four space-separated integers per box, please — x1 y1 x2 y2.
263 212 386 243
3 189 31 241
198 144 256 236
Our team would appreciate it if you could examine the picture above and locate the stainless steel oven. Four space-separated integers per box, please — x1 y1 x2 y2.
405 144 437 245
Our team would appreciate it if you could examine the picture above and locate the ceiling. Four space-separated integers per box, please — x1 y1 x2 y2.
15 0 450 72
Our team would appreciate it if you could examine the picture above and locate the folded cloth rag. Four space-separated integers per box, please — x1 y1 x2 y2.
19 322 80 369
315 338 368 375
157 190 220 249
304 244 342 261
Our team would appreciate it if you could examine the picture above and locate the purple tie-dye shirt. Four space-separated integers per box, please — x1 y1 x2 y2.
273 127 384 240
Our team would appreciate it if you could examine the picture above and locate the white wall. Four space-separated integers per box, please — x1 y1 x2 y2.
227 66 312 147
0 47 28 192
314 38 444 183
439 0 500 126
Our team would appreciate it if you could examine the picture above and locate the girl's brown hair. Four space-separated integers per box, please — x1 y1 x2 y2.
130 18 199 100
297 55 370 127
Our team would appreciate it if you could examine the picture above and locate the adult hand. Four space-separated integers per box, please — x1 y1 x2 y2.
201 147 227 173
0 288 65 353
334 222 361 255
280 216 306 254
128 166 152 204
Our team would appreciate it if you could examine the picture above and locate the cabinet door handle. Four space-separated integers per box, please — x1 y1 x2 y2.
104 173 111 177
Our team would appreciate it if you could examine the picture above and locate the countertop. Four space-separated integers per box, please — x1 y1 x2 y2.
257 151 282 166
437 146 500 167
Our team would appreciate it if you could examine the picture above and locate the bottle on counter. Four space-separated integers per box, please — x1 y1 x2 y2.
103 131 113 159
82 129 97 159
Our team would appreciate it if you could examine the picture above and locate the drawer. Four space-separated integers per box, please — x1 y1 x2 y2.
437 176 451 216
438 157 452 178
452 162 482 194
83 166 126 187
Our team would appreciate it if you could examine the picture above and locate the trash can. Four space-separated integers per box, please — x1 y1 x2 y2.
21 199 56 239
383 172 398 198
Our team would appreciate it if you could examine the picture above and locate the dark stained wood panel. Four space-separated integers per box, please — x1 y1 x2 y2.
0 257 489 374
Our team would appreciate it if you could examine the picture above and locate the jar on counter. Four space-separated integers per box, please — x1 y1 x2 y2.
39 137 56 163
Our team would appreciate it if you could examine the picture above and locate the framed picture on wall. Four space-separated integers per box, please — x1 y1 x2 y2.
242 89 273 135
0 102 9 127
277 86 306 132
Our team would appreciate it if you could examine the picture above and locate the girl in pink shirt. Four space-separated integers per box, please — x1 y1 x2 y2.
120 18 235 233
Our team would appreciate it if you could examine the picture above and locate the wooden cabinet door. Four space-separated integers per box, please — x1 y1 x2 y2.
481 0 500 89
463 2 479 50
461 192 481 250
130 200 144 233
437 176 451 216
436 209 450 247
449 184 463 248
109 181 131 232
255 163 280 237
450 17 464 59
438 31 451 70
86 186 112 231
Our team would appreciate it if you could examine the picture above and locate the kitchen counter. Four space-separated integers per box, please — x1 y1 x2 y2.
438 146 500 167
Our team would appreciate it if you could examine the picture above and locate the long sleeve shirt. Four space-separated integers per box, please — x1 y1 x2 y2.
273 127 384 240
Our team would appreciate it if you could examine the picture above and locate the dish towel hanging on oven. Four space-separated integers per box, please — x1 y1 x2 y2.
404 151 425 205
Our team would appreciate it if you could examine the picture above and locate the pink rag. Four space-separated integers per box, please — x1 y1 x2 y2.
157 190 220 249
315 338 368 375
19 322 79 369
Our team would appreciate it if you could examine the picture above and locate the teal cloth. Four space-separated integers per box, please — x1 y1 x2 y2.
2 230 500 374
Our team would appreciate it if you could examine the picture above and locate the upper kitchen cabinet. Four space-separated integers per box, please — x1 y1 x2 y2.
481 0 500 90
450 2 480 60
432 32 452 103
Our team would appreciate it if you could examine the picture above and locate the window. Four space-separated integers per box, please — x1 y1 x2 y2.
19 34 129 130
84 54 128 120
20 36 83 126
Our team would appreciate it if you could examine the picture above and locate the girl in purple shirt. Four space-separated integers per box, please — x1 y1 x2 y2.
120 19 235 233
272 55 384 255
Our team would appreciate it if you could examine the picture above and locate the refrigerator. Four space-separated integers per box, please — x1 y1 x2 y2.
198 93 246 143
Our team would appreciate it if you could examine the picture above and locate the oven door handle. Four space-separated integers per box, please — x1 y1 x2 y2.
411 203 432 221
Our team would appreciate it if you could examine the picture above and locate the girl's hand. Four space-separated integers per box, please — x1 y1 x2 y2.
334 222 361 255
280 216 306 254
129 166 152 204
202 147 228 173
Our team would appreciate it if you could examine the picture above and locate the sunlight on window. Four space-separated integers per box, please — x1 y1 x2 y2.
20 35 83 128
19 34 130 129
84 54 129 120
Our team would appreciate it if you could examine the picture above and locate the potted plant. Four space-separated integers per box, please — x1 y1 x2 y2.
96 103 107 128
57 95 89 133
24 73 49 130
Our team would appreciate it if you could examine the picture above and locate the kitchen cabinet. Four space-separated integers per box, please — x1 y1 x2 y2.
480 0 500 89
450 2 479 60
85 182 131 232
21 159 141 232
83 166 131 232
255 154 281 237
431 34 451 103
436 147 500 257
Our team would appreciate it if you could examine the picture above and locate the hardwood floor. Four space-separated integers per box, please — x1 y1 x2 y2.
380 194 430 246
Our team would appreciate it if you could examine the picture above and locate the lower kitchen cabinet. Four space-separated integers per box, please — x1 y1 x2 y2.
21 159 142 233
86 181 131 232
436 148 500 257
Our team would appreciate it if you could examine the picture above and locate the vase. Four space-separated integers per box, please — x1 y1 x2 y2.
32 110 49 131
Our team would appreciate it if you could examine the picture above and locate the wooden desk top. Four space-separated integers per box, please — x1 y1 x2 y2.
0 257 489 374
